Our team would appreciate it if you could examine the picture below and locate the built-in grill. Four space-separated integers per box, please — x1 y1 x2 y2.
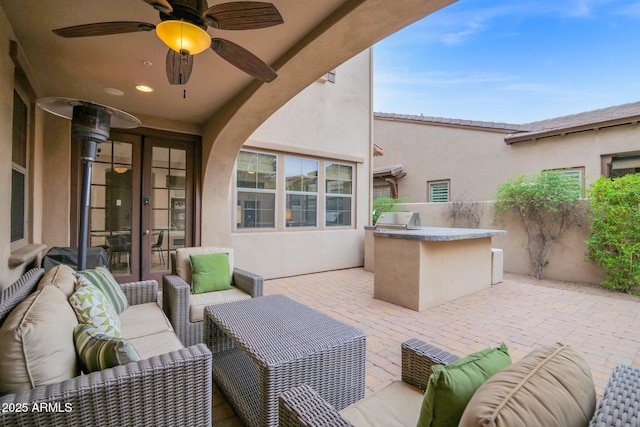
374 212 421 230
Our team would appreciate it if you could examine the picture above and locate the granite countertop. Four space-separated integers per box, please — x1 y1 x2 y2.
373 226 507 241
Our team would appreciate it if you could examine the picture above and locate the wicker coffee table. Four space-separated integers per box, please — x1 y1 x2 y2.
204 294 366 427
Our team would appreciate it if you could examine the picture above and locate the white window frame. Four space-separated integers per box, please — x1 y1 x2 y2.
285 156 319 228
234 150 278 230
428 180 450 203
324 161 354 227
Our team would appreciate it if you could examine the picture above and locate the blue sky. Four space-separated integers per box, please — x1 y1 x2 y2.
373 0 640 124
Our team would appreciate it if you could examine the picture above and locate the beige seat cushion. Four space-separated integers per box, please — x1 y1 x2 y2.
189 287 251 322
340 381 424 427
36 264 77 297
459 343 596 427
175 247 234 284
120 302 174 340
128 331 184 359
0 286 79 394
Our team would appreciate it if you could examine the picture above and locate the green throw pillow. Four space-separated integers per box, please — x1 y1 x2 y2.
74 324 140 373
417 342 512 427
190 253 231 294
78 266 129 314
69 282 122 338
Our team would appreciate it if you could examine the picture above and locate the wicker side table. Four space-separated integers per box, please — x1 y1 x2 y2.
204 294 366 427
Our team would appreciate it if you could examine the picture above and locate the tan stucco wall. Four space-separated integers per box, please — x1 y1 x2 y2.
231 50 372 279
374 117 640 202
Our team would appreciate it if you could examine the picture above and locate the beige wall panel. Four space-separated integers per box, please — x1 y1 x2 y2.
232 229 364 279
40 113 71 248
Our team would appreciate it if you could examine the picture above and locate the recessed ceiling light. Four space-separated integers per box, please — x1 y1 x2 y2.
135 84 154 93
103 87 124 96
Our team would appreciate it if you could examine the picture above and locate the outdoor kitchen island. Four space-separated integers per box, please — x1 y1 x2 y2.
373 226 507 311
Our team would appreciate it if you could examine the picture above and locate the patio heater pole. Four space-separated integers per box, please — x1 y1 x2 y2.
77 140 97 271
72 105 111 272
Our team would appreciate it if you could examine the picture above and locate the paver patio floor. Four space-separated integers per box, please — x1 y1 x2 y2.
213 267 640 425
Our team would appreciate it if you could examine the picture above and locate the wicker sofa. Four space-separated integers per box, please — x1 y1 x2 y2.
162 247 264 347
279 338 640 427
0 266 212 426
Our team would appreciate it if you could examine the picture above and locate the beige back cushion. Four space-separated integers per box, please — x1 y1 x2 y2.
175 247 234 284
0 286 79 394
36 264 78 297
459 343 596 427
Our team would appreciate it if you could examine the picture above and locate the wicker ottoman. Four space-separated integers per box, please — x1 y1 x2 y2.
204 294 366 427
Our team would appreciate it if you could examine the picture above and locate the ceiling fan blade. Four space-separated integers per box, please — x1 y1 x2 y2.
142 0 173 14
203 2 283 30
211 38 276 82
53 22 155 38
166 49 194 85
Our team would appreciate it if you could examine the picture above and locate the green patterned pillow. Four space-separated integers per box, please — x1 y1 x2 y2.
78 266 129 314
69 283 122 338
73 324 140 373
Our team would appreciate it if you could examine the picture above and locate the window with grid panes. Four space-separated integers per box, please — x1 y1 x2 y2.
236 150 277 229
325 162 353 226
285 156 318 227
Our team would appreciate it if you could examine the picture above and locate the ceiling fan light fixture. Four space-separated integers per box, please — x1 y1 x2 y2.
156 20 210 55
135 84 154 93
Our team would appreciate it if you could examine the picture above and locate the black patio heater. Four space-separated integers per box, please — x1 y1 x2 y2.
37 97 140 271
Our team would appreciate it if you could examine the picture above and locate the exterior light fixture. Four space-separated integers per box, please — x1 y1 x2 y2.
135 84 154 93
113 166 128 174
155 20 211 55
103 87 124 96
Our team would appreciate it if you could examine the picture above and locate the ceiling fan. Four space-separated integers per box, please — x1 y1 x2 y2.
52 0 283 85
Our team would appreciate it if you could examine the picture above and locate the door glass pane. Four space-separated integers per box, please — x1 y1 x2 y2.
151 147 187 271
11 170 25 242
91 139 133 275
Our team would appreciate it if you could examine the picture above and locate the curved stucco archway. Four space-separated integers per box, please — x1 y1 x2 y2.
200 0 455 246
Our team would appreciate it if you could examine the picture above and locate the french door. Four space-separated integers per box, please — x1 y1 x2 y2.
80 129 199 283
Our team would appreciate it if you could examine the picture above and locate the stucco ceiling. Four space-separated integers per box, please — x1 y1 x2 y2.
1 0 348 125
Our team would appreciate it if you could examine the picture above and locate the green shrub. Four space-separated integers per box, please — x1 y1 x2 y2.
372 197 408 225
495 171 586 279
586 174 640 293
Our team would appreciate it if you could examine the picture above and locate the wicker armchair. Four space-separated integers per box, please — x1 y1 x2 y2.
162 247 263 347
279 338 640 427
279 338 458 426
0 268 212 427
